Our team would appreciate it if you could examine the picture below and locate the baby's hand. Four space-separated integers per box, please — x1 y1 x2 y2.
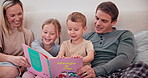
71 55 83 58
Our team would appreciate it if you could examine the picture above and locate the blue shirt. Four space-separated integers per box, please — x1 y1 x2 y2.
31 39 60 57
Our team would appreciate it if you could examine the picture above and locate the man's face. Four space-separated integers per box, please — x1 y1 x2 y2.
94 9 117 34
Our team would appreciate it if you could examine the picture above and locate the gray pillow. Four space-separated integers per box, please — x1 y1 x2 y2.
134 31 148 64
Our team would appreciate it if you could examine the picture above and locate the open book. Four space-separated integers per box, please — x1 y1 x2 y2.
22 44 83 78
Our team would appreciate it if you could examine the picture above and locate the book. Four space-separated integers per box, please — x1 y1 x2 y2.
22 44 83 78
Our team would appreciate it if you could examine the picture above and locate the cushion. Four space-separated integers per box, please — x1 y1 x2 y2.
133 31 148 64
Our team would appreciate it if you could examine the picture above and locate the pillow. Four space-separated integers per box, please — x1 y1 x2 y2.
133 31 148 64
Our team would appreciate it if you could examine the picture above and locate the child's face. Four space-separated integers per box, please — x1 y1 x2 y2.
67 20 86 41
42 23 57 45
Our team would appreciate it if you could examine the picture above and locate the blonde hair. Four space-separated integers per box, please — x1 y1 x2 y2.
0 0 24 35
42 18 61 44
66 12 86 27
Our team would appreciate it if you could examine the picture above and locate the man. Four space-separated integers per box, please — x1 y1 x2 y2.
77 1 137 77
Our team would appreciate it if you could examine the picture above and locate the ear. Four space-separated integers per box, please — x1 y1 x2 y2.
83 26 87 32
111 20 117 26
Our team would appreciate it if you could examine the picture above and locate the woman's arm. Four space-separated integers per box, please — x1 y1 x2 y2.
0 53 10 62
0 53 30 67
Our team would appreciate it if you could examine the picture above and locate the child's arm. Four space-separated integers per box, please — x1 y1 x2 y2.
56 51 65 58
83 50 94 63
56 41 66 58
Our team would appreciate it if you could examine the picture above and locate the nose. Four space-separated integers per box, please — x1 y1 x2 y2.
68 29 75 35
15 15 20 20
70 30 75 34
95 20 102 26
46 33 51 37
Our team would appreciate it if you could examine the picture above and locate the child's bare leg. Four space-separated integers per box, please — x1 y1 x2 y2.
22 71 35 78
35 75 42 78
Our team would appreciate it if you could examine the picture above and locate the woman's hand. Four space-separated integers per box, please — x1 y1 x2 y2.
77 65 96 78
8 55 30 67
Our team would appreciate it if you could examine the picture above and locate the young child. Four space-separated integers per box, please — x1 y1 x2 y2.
31 18 61 57
57 12 94 65
22 18 61 78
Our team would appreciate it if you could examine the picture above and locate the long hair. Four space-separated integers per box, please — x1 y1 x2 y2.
42 18 62 45
0 0 24 35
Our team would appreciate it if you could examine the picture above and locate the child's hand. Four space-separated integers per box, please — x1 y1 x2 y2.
71 55 83 58
56 55 65 58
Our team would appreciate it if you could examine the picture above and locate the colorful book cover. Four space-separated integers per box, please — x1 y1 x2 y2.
22 44 83 78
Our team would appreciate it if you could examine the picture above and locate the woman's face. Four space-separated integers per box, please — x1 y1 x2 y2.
5 3 23 29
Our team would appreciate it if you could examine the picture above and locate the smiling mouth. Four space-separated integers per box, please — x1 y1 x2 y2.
44 38 52 42
71 36 76 38
96 27 102 31
14 21 21 25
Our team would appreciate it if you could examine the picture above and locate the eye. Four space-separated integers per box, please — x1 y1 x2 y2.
68 28 72 31
10 14 15 17
50 32 55 35
74 28 79 31
95 16 99 20
18 12 22 16
44 31 48 34
102 19 108 23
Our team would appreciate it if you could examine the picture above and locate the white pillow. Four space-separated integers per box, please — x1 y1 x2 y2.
134 31 148 64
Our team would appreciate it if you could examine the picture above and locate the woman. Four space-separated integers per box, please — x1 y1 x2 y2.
0 0 34 78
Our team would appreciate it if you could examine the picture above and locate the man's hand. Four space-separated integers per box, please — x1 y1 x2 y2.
77 65 96 78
